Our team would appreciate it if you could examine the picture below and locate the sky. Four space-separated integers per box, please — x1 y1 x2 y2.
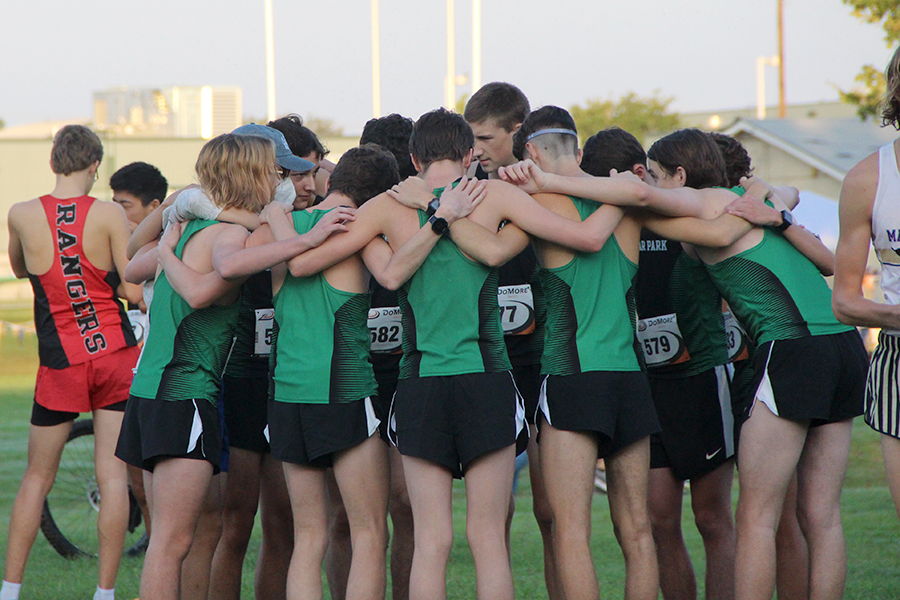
0 0 895 135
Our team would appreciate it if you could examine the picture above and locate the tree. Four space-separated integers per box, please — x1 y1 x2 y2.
305 115 344 138
455 93 469 115
840 0 900 119
569 91 680 143
839 65 887 120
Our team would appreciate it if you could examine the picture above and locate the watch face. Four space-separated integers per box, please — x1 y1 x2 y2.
431 216 449 235
779 210 793 230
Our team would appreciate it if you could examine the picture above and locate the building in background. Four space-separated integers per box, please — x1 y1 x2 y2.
93 85 242 138
681 100 857 133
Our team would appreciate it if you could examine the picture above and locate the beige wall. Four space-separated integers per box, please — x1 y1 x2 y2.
0 136 360 279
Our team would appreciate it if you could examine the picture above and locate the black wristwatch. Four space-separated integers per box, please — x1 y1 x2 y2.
425 198 441 217
774 210 793 232
428 215 450 237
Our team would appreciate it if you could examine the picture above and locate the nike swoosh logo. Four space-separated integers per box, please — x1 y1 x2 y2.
706 448 722 460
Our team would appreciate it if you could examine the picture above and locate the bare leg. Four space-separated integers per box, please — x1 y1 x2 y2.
539 422 600 600
606 438 658 600
387 446 414 600
256 453 294 600
3 421 72 584
775 473 809 600
402 455 454 600
127 463 152 537
92 408 130 591
689 460 736 600
649 466 695 600
332 435 390 600
734 402 807 600
208 447 262 600
324 469 351 600
140 458 214 600
881 434 900 522
465 445 516 600
180 472 223 600
505 493 515 562
283 462 329 600
796 419 853 600
526 433 562 599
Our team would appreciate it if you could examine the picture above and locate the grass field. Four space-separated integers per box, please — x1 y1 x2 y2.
1 308 899 599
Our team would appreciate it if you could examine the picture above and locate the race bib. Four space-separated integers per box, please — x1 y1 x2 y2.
723 305 750 362
636 313 690 367
254 308 275 356
368 306 403 354
497 284 535 336
126 309 147 345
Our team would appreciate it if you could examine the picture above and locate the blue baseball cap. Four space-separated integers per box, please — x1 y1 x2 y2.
231 123 316 173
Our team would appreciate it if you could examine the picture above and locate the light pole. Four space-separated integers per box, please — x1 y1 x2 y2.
264 0 276 122
777 0 786 118
372 0 381 118
472 0 481 93
446 0 456 109
756 55 780 119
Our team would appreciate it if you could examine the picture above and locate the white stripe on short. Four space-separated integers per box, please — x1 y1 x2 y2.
715 364 736 458
751 343 779 418
866 332 900 438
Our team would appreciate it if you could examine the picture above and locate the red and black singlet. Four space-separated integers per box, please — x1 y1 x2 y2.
29 195 136 369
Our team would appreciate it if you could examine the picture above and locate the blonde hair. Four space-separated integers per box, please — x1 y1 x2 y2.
51 125 103 175
195 134 275 212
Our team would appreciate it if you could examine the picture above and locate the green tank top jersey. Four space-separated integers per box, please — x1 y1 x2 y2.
270 209 377 404
665 253 730 377
539 197 641 375
704 228 853 346
398 200 511 379
130 220 239 404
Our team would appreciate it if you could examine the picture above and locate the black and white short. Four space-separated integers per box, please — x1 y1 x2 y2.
866 331 900 438
512 362 542 425
391 372 527 475
222 375 269 453
649 365 735 481
748 330 867 426
538 370 660 458
373 367 399 443
267 397 380 468
115 395 223 473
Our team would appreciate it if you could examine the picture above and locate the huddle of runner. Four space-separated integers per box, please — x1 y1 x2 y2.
6 47 900 600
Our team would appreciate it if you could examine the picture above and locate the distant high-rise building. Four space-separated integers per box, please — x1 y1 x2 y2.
93 85 242 138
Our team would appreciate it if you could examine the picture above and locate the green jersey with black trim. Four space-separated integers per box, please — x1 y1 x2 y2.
703 228 853 345
667 253 731 374
130 219 239 404
270 208 377 404
224 271 273 379
539 197 641 375
398 188 511 378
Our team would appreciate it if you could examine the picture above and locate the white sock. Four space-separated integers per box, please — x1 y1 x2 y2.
0 581 21 600
93 587 114 600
